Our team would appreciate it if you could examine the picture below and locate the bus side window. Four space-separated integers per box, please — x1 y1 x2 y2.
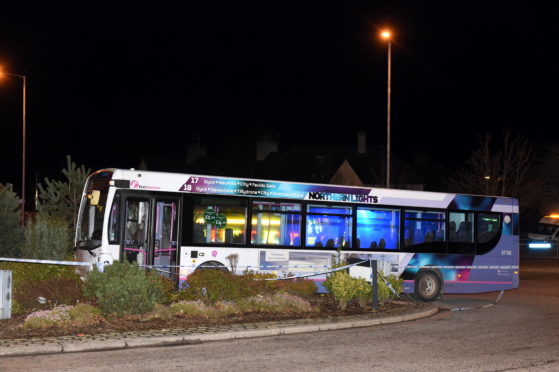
449 212 474 254
356 207 400 250
476 213 502 255
192 196 247 244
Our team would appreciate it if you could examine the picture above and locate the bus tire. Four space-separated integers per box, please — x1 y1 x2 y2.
414 270 441 302
196 261 228 272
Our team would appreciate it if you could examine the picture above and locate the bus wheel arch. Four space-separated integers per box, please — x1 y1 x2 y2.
414 269 443 302
196 260 229 272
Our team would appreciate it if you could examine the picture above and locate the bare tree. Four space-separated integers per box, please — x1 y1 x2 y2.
447 131 541 206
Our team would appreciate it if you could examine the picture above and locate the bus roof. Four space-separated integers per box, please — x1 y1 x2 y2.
92 168 519 213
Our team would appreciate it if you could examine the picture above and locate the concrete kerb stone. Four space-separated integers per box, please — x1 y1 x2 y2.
0 303 438 356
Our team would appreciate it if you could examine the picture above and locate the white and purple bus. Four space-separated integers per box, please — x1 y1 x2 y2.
75 169 519 301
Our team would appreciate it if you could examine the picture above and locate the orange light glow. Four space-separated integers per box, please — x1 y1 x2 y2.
381 30 392 40
545 214 559 219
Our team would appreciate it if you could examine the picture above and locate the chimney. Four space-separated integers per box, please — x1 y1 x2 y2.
357 131 366 154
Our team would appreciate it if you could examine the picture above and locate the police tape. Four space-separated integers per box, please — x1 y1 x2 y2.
450 290 504 311
0 257 93 267
140 259 372 281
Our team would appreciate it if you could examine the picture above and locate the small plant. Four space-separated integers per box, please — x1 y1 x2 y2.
82 261 165 316
238 293 316 313
272 278 317 298
15 277 86 313
180 269 272 304
323 271 359 309
170 300 210 316
22 304 102 329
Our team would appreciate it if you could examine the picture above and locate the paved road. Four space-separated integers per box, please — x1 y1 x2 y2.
1 260 558 371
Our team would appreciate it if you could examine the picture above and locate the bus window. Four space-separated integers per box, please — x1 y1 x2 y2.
404 210 446 253
108 192 121 244
449 211 474 254
251 201 301 246
356 207 400 250
193 197 247 244
123 198 150 265
306 204 352 249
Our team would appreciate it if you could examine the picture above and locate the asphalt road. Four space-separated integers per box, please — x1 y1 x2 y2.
1 260 558 372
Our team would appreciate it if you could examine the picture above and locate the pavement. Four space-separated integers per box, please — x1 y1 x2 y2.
0 302 438 357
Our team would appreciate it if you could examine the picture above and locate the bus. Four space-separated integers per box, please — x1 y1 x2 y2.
74 168 519 301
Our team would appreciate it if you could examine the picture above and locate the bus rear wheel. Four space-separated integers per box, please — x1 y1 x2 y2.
414 271 441 302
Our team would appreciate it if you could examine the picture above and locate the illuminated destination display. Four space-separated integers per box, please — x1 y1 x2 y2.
179 176 378 204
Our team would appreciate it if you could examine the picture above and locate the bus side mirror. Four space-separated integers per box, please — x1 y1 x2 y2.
88 190 101 206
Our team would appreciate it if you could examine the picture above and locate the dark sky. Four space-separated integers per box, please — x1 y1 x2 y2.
1 1 558 195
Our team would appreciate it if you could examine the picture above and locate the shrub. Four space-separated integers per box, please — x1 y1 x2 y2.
181 270 271 304
15 277 86 313
238 293 316 313
21 215 72 260
324 270 404 309
82 262 165 316
323 271 359 309
170 300 211 316
23 305 72 329
272 278 317 298
0 262 79 291
22 304 101 329
67 304 102 326
378 275 403 302
0 183 24 258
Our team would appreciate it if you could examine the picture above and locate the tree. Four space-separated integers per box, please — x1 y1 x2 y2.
0 183 24 257
447 131 542 213
21 215 71 260
37 155 90 230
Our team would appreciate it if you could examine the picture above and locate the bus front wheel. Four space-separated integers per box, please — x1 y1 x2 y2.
414 271 441 302
196 261 228 272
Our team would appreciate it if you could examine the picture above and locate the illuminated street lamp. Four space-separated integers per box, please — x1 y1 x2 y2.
0 68 27 224
380 30 392 188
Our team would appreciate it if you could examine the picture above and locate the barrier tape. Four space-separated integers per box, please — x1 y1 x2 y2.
377 270 402 299
450 290 504 311
406 265 519 270
0 257 92 267
140 259 372 281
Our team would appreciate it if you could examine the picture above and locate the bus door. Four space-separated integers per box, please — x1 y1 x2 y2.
152 197 179 279
123 197 151 266
123 196 179 280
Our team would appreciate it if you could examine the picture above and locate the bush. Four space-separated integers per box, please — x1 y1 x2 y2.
272 278 317 299
21 215 72 260
0 262 79 291
324 270 404 309
238 293 316 313
181 270 273 304
82 262 166 316
0 183 24 258
22 304 101 329
323 271 360 309
15 277 86 313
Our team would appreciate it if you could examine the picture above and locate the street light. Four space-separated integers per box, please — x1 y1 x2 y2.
0 68 27 224
380 30 392 188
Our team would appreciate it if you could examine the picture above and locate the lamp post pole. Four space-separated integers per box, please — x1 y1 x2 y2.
381 30 392 189
1 71 27 224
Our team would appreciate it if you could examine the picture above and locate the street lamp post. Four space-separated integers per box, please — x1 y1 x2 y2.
381 30 392 189
0 70 27 224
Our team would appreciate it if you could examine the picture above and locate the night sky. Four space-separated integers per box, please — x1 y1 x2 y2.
1 2 558 196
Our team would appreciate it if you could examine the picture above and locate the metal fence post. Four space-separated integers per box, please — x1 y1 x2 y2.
370 259 379 310
0 270 12 319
